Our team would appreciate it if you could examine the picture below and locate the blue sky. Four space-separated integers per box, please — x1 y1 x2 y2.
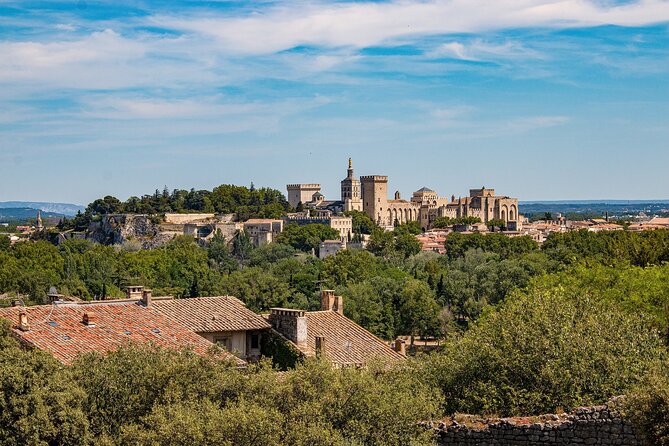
0 0 667 204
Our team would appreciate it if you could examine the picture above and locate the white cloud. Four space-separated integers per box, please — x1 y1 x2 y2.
429 40 544 61
154 0 669 55
55 23 77 31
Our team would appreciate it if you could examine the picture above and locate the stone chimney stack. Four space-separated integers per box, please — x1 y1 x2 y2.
141 289 152 307
335 295 343 315
321 290 344 314
321 290 336 311
394 339 406 356
315 336 327 357
18 312 30 331
125 286 144 300
82 312 97 327
269 308 308 344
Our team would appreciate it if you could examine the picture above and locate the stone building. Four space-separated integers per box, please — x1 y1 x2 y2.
152 295 271 361
268 290 404 367
435 187 520 230
340 158 363 212
242 219 284 246
286 184 321 209
288 158 520 231
283 212 353 240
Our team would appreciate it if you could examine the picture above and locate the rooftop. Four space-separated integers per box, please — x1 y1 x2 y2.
152 296 271 333
0 302 244 365
286 310 403 366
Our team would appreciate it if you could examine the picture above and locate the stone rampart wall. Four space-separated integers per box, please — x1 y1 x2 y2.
432 400 642 446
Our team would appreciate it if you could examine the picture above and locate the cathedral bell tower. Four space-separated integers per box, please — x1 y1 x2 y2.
341 158 362 212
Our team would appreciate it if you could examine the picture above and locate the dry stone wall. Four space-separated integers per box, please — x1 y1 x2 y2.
431 399 642 446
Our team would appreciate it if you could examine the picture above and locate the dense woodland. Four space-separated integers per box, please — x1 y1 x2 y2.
3 201 669 443
58 185 291 230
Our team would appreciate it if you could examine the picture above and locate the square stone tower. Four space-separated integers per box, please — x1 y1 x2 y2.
360 175 389 226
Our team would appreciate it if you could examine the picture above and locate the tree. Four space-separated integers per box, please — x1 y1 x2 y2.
487 218 506 231
232 230 254 263
275 224 339 254
0 320 92 444
624 360 669 446
398 279 440 345
394 232 421 258
208 231 237 274
343 210 378 235
423 287 664 416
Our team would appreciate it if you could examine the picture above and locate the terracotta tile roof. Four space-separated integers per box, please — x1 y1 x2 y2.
649 217 669 226
293 311 403 366
152 296 271 333
0 302 244 365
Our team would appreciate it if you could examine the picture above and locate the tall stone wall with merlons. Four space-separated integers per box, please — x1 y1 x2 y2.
430 398 643 446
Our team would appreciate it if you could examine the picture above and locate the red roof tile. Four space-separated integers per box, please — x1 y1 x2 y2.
0 302 244 365
290 311 404 366
152 296 270 333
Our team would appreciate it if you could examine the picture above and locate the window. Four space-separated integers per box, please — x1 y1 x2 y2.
250 334 259 349
214 336 232 351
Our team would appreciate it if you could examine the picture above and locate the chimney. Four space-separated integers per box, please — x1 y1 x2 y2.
269 308 307 344
334 295 344 315
315 336 327 357
125 285 144 300
394 339 406 356
18 312 30 331
141 289 152 307
82 312 97 327
321 290 336 311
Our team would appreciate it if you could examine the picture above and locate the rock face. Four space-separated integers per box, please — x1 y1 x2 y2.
431 399 642 446
88 215 168 248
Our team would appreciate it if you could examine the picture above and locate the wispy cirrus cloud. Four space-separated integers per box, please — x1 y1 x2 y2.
154 0 669 55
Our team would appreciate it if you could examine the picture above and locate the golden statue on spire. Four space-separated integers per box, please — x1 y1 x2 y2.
348 157 352 169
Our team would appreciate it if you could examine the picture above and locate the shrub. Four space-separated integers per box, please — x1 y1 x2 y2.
422 288 665 416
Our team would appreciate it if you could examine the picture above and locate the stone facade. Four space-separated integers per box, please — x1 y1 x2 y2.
268 308 308 344
341 158 363 212
287 184 321 209
288 159 520 231
430 400 641 446
436 187 520 230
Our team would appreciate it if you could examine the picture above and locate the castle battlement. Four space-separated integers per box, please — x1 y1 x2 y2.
360 175 388 182
287 183 320 189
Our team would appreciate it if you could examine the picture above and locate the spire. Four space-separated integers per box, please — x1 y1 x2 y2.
346 157 354 179
36 210 43 231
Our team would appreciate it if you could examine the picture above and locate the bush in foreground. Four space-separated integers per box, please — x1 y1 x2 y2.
421 287 665 416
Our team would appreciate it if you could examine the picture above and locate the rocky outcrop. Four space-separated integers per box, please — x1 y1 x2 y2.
87 214 170 248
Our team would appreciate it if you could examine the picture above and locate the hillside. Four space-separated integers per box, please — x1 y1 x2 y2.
0 201 84 216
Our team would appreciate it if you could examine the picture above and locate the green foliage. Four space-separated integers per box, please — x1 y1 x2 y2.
0 320 91 445
275 224 340 253
59 185 290 231
624 360 669 446
527 263 669 342
542 228 669 267
486 218 507 230
260 329 303 370
0 344 437 445
445 232 538 260
343 210 379 235
431 216 481 228
398 279 440 342
0 235 9 251
423 287 664 416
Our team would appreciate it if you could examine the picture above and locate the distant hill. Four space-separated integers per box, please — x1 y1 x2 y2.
0 201 84 216
519 200 669 221
0 207 67 223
